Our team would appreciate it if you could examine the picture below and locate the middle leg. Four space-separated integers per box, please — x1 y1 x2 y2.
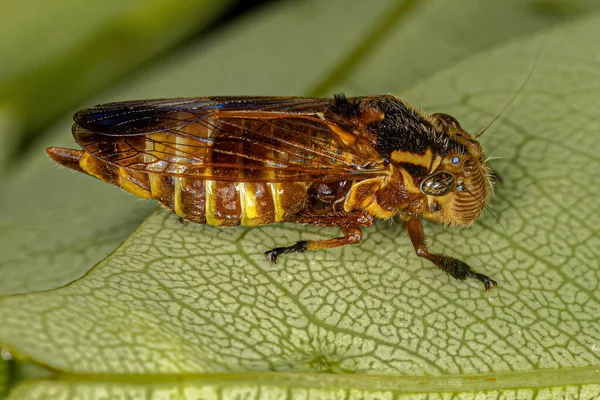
265 211 373 263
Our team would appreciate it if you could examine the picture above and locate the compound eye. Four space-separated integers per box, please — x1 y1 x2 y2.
432 113 462 129
420 172 455 196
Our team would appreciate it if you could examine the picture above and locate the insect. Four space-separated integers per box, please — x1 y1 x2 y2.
47 94 497 290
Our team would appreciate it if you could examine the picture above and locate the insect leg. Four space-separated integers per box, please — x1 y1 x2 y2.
404 218 497 291
264 212 373 263
490 169 503 184
265 224 362 263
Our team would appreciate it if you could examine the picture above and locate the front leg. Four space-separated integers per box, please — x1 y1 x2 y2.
404 218 497 291
265 211 373 263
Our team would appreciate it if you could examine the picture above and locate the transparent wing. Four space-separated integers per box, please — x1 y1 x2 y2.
73 97 388 183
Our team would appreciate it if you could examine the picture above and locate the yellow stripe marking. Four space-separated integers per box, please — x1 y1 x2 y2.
429 155 443 172
117 168 152 199
270 183 285 222
173 177 183 216
240 183 261 226
343 177 384 213
365 201 396 219
79 153 99 179
390 148 434 169
149 174 163 198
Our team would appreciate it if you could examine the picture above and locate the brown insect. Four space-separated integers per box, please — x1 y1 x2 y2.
47 95 497 290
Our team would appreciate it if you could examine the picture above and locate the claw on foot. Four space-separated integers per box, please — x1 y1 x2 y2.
264 240 308 264
265 250 278 264
467 270 497 291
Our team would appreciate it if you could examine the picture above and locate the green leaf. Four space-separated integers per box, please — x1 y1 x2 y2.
2 0 600 398
0 358 7 399
6 376 600 399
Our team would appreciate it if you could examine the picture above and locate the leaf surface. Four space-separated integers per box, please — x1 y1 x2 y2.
1 0 600 398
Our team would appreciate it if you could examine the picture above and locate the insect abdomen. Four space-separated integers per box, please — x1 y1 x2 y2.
47 147 308 227
158 178 308 227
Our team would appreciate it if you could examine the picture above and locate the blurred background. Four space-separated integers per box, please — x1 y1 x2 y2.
0 0 276 171
1 0 598 294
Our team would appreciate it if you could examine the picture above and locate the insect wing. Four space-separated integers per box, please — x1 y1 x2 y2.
73 97 388 183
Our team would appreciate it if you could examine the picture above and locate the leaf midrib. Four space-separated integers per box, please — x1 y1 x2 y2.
22 366 600 392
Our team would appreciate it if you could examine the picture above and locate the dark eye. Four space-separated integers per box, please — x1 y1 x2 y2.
432 113 462 129
420 172 455 196
430 201 442 212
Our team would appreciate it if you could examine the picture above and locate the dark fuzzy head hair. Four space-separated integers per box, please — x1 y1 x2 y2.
329 93 362 119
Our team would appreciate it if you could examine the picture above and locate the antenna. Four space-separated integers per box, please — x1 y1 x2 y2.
476 42 545 138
